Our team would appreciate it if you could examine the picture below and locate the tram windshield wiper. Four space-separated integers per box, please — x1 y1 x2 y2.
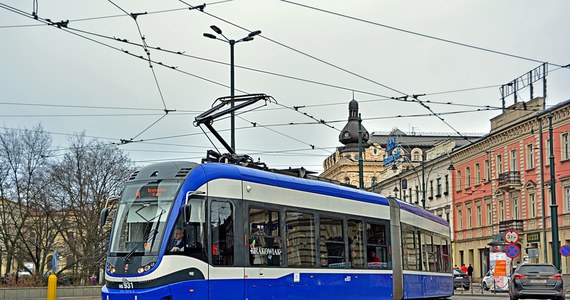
123 228 158 262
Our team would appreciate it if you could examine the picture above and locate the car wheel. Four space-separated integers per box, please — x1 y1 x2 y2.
464 285 469 291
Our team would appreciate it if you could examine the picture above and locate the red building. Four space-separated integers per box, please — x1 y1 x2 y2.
451 97 570 279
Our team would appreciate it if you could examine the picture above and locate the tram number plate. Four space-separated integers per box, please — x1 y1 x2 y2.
531 279 546 284
119 281 134 289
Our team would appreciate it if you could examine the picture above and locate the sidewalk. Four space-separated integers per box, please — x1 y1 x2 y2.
454 282 509 297
455 281 570 297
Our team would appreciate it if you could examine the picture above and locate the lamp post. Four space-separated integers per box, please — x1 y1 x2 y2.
548 111 561 271
358 113 364 189
203 26 261 151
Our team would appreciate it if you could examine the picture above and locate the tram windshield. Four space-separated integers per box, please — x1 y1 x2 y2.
109 180 182 256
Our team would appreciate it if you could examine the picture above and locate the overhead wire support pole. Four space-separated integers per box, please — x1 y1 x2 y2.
548 111 560 271
539 116 547 263
422 151 426 209
358 113 364 189
203 26 261 151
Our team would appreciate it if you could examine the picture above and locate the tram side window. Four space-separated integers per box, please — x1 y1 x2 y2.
210 201 234 266
348 219 364 268
319 216 345 268
441 237 451 272
432 235 443 272
402 225 419 271
167 197 207 262
366 222 391 269
422 232 437 272
249 208 282 266
286 211 315 267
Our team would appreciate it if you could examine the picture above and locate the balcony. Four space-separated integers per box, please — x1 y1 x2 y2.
497 171 521 190
499 219 524 233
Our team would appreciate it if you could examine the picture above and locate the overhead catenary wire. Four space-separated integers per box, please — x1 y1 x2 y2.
106 0 175 143
1 3 541 116
280 0 569 69
1 2 565 169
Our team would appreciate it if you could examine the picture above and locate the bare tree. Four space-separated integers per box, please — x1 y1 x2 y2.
49 133 134 282
0 125 56 280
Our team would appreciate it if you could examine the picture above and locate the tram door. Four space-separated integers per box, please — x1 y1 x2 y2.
208 200 245 299
245 207 284 300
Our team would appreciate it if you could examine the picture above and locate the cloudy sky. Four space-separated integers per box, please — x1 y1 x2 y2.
1 0 569 173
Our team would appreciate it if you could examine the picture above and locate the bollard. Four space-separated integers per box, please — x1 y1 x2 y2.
47 274 57 300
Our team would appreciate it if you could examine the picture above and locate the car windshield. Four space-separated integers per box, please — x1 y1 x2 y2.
109 180 182 256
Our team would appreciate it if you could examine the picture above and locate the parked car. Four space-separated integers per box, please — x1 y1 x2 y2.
453 269 470 290
509 263 564 300
482 269 494 290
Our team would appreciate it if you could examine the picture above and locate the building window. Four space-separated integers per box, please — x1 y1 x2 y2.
415 186 419 203
371 177 377 187
527 144 535 169
476 204 482 227
513 197 519 219
456 171 462 191
486 202 492 226
344 177 350 185
475 163 480 185
546 139 550 166
430 180 434 199
565 186 570 213
563 133 569 160
466 167 471 189
510 149 518 171
413 153 420 161
497 154 503 175
484 159 490 182
529 193 536 218
466 207 472 229
445 175 449 194
457 208 462 230
436 177 442 196
498 200 504 222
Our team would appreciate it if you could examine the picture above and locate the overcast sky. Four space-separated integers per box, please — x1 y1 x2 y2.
1 0 569 173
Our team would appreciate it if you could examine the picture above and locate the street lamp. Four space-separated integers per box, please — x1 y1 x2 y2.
203 25 261 151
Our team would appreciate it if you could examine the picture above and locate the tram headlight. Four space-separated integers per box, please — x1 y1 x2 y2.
138 261 156 274
107 263 116 274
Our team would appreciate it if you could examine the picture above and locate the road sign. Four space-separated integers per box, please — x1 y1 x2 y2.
504 229 519 244
505 244 520 258
52 250 58 273
560 245 570 257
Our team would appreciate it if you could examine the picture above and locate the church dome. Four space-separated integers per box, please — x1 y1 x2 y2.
339 100 369 146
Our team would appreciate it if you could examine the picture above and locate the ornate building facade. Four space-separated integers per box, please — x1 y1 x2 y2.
450 97 570 279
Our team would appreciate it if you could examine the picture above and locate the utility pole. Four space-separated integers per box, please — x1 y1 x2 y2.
548 111 560 271
358 113 364 189
539 117 548 263
421 151 426 209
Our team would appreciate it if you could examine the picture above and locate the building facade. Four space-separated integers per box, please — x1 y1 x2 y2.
451 97 570 279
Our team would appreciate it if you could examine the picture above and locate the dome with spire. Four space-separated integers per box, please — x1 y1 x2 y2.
339 100 369 146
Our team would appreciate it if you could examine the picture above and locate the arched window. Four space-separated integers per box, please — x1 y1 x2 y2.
371 177 377 186
344 177 351 185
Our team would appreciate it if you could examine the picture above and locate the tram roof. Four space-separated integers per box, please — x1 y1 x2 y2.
195 163 448 226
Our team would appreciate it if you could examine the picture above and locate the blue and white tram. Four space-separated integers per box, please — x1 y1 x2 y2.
102 161 453 300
